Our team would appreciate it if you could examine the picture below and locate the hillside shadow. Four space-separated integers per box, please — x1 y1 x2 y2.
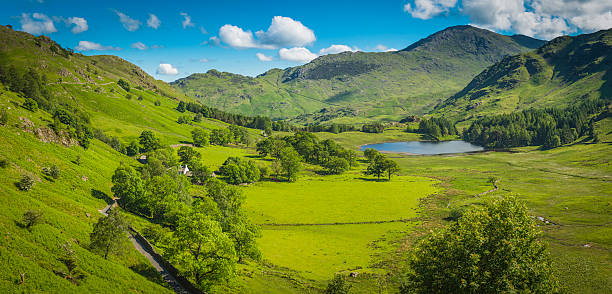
354 177 387 182
91 189 112 204
129 263 165 285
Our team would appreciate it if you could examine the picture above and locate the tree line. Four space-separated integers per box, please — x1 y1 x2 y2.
407 117 458 139
463 99 608 149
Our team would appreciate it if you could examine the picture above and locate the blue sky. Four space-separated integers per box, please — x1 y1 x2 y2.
3 0 611 82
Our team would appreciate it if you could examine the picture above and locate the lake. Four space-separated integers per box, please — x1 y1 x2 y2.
360 140 484 155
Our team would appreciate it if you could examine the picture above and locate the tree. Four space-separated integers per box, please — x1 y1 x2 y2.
89 209 128 259
139 130 161 152
364 154 386 180
276 146 302 182
190 162 212 185
323 156 349 174
405 197 559 294
56 242 86 285
126 141 139 156
364 148 380 162
206 179 245 217
221 214 261 263
192 128 210 147
543 133 561 149
111 164 146 213
42 164 61 180
382 158 400 180
325 275 351 294
17 175 35 191
177 146 201 165
177 101 186 113
168 212 237 291
22 210 44 230
210 128 232 145
23 98 38 112
117 79 130 92
218 157 261 184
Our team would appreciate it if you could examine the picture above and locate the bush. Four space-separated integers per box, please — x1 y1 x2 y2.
0 159 9 168
219 157 261 184
42 165 61 180
154 100 161 106
125 93 132 100
23 98 38 112
325 275 351 294
117 79 130 92
191 129 209 147
22 210 44 229
0 108 8 125
17 175 35 191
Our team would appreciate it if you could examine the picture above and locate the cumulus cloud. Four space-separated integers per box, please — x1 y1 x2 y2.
207 36 221 46
404 0 457 19
180 12 195 29
156 63 178 75
279 47 318 63
318 44 355 55
65 17 88 34
374 44 398 52
115 11 141 31
19 13 57 35
75 41 119 51
403 0 612 39
256 52 274 61
147 13 160 29
217 16 315 49
218 24 259 48
131 42 148 50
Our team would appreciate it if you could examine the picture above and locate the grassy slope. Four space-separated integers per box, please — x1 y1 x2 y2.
434 28 612 125
172 26 543 122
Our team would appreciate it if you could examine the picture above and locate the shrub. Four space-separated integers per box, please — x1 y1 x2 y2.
0 159 9 168
42 165 61 180
117 79 130 92
154 100 161 106
23 98 38 112
0 108 8 125
22 210 44 230
17 175 35 191
125 93 132 100
325 275 351 294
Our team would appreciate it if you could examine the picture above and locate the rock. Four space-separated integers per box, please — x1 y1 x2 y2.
81 175 88 181
349 272 358 278
583 244 591 248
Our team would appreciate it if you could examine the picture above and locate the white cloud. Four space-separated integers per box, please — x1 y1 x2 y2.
217 16 316 49
374 44 398 52
199 58 209 62
150 44 163 49
19 13 57 35
207 36 221 46
131 42 148 50
115 11 141 31
218 24 259 48
256 52 274 61
404 0 457 20
156 63 178 75
318 44 355 55
66 17 87 34
75 41 119 51
200 26 208 34
279 47 318 63
180 12 195 29
147 14 160 29
255 16 316 48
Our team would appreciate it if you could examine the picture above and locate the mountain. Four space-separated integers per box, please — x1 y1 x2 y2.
172 25 544 123
433 28 612 123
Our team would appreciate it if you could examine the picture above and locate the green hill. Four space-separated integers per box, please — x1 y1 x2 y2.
433 28 612 124
171 25 543 122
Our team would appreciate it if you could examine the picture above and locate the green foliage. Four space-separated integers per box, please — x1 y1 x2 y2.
190 161 212 185
177 146 201 165
17 174 35 191
191 128 210 147
117 79 130 92
56 242 86 285
325 274 352 294
126 141 139 156
218 157 261 184
365 153 400 180
167 211 237 291
21 209 44 230
0 108 8 125
210 128 232 145
275 146 302 182
89 209 129 259
364 148 380 162
23 98 38 112
138 130 161 152
406 197 560 294
323 156 349 174
42 164 61 180
418 117 457 138
112 164 146 214
154 100 161 106
176 101 186 113
361 123 385 133
177 115 191 124
0 158 8 168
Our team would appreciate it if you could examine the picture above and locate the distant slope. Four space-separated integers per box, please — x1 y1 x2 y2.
172 25 543 122
433 28 612 123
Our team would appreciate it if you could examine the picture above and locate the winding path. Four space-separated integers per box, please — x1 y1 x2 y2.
97 200 188 294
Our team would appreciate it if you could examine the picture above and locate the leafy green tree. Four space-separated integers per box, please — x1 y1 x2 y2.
276 146 302 182
206 179 245 217
256 137 274 157
543 133 561 149
126 141 139 156
23 98 38 112
17 175 35 191
365 154 386 180
405 197 559 294
325 274 352 294
323 156 349 174
190 162 212 185
192 128 210 147
364 148 380 162
177 101 186 113
218 157 261 184
139 130 161 152
141 157 165 180
168 212 237 290
117 79 130 92
177 146 201 165
42 164 61 180
223 214 261 263
89 209 128 260
146 174 191 221
210 128 232 145
56 242 86 285
382 158 400 180
22 210 44 230
111 164 146 213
